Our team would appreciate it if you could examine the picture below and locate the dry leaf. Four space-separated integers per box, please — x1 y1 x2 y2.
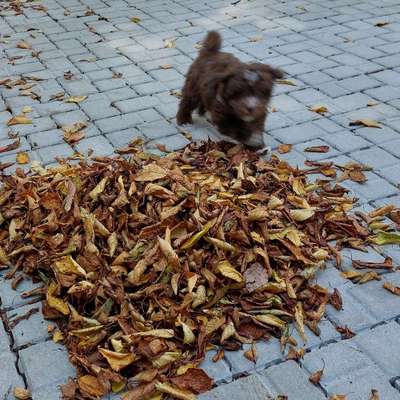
349 119 382 128
131 16 141 23
276 79 296 86
164 38 176 48
171 368 213 394
7 115 32 126
309 368 323 385
310 105 328 114
329 288 343 310
278 144 292 154
370 389 380 400
383 282 400 296
330 396 347 400
160 64 172 69
65 95 87 104
13 387 31 400
375 21 389 27
17 41 32 49
304 145 330 153
336 326 355 339
155 382 196 400
289 208 315 221
371 231 400 245
216 260 243 282
78 375 106 397
99 348 136 372
244 344 257 363
16 152 30 164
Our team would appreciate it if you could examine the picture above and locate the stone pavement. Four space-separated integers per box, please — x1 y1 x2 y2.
1 0 400 398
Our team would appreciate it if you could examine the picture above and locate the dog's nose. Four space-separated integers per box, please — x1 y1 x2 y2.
246 105 255 113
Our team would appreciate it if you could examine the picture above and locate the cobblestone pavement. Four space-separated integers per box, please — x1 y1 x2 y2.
1 0 400 399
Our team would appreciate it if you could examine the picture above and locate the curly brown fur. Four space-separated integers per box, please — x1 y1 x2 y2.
177 31 284 147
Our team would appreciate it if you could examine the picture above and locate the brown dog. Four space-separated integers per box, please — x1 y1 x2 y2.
176 31 283 148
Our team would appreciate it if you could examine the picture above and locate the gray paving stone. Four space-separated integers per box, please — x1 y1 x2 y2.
324 131 370 153
352 147 399 169
19 341 76 392
0 272 41 310
114 95 159 113
270 122 326 143
199 375 273 400
137 120 179 139
258 361 326 400
95 113 143 133
7 302 49 348
74 135 114 157
37 143 74 164
0 351 25 399
146 134 190 152
199 350 233 385
106 128 143 148
80 99 120 120
0 319 10 351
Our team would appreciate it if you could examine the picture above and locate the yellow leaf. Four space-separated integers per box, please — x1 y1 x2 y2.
112 381 126 393
158 237 180 267
181 219 215 250
349 119 382 128
46 281 70 315
178 317 196 344
131 16 141 23
383 282 400 296
99 348 136 371
205 316 226 336
205 237 236 252
289 208 316 221
277 144 292 154
221 321 236 343
135 163 168 182
108 232 118 257
216 260 243 283
267 195 284 209
248 207 269 221
160 64 172 69
53 255 86 277
89 177 108 201
134 329 174 338
7 115 32 126
254 314 286 329
52 329 64 343
155 382 196 400
17 40 32 49
16 152 30 164
164 38 176 48
152 351 181 368
13 387 31 400
78 375 106 397
295 302 306 342
371 231 400 245
21 106 32 113
276 79 296 86
65 95 87 103
310 105 328 114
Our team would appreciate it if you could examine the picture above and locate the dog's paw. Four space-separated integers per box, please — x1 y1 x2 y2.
256 145 272 159
176 113 193 126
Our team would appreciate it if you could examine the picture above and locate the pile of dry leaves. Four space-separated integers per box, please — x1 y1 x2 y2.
0 141 399 400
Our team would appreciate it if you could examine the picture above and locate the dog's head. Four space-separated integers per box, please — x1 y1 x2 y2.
208 63 284 123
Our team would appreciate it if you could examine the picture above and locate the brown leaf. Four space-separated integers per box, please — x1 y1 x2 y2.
336 326 355 339
277 144 292 154
329 288 343 311
78 375 106 397
375 21 389 27
155 382 196 400
304 145 330 153
309 367 324 385
13 387 31 400
352 257 393 270
349 119 382 128
276 79 296 86
383 282 400 296
309 105 328 114
370 389 380 400
0 138 20 153
131 16 141 23
99 348 136 372
17 41 32 49
330 396 347 400
171 368 213 394
243 344 257 363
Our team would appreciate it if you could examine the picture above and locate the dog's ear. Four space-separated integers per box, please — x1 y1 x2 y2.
249 63 284 80
205 71 232 104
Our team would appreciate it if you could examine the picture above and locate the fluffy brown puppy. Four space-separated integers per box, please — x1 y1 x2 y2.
177 31 283 148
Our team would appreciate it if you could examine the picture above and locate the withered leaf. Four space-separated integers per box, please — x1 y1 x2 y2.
99 348 136 371
304 145 330 153
309 368 324 385
336 325 355 339
7 115 32 126
243 344 257 363
65 95 87 104
349 119 382 128
370 389 380 400
78 375 106 397
375 21 389 27
277 144 293 154
371 231 400 245
164 38 176 48
216 260 243 282
17 40 32 49
16 152 30 164
171 368 213 394
382 282 400 296
155 382 196 400
352 257 393 270
309 105 328 114
329 288 343 311
276 79 296 86
13 387 31 400
131 16 141 23
330 396 347 400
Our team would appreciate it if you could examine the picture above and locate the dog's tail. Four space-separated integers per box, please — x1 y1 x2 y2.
200 31 221 54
